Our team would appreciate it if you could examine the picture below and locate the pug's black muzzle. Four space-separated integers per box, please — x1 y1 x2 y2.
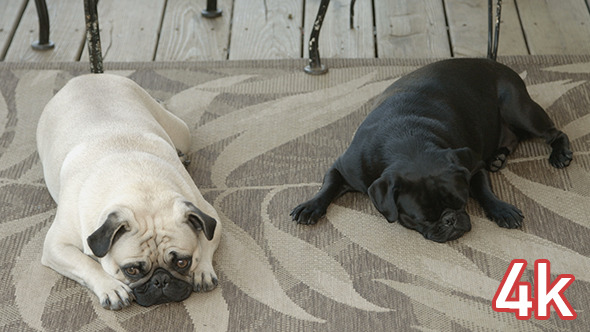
425 210 472 243
133 268 193 307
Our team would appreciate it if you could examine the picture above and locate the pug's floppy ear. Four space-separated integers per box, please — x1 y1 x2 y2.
87 211 129 258
185 202 217 241
368 173 398 223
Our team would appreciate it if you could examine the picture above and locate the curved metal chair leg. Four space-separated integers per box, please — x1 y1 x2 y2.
202 0 222 18
32 0 55 50
305 0 330 75
84 0 104 73
487 0 503 60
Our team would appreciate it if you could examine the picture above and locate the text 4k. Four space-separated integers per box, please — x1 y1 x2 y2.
493 259 577 320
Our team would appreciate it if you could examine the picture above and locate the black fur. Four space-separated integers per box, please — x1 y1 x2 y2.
291 58 572 243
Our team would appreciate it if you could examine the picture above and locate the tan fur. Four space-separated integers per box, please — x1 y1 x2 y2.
37 74 221 310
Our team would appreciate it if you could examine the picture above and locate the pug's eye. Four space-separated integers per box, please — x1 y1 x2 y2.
176 259 189 269
125 266 140 276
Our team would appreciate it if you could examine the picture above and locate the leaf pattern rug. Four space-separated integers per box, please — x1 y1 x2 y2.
1 57 589 331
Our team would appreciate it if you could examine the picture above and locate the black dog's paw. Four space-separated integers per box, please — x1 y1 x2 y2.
548 132 573 169
549 146 573 169
485 201 524 229
486 147 509 172
290 201 326 225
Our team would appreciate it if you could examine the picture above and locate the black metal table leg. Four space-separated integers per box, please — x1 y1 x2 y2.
84 0 104 73
305 0 330 75
487 0 503 60
32 0 55 50
202 0 222 18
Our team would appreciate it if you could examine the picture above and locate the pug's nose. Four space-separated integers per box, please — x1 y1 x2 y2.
152 269 171 289
444 210 471 232
442 213 457 227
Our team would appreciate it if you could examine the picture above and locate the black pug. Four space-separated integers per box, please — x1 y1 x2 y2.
291 58 572 243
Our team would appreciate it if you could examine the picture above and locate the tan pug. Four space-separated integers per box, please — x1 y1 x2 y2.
37 73 221 310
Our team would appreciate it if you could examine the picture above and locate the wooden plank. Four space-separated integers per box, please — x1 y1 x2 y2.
229 0 303 60
0 0 28 60
517 0 590 54
4 0 85 62
81 0 166 62
155 0 232 61
303 0 374 58
374 0 450 58
445 0 528 57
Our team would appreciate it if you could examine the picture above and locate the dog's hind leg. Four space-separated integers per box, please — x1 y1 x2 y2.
177 150 191 166
520 100 572 168
291 167 350 225
499 84 573 168
152 104 192 166
149 103 192 154
486 125 519 172
486 147 510 172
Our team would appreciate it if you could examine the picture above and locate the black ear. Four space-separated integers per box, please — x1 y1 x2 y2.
87 212 129 258
367 173 398 223
185 202 217 241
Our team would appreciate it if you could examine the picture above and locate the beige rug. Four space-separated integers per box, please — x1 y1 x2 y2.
1 56 589 331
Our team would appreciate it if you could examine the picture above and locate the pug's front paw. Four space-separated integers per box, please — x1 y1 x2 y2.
485 201 524 229
93 278 134 310
193 264 219 292
290 200 327 225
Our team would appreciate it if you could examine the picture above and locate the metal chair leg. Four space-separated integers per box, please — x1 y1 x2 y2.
305 0 331 75
202 0 222 18
487 0 503 60
84 0 104 73
32 0 55 50
350 0 357 29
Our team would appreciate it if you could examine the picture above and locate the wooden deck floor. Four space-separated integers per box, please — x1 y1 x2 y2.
2 0 590 63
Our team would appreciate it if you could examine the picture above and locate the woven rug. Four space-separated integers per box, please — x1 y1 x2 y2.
1 57 589 331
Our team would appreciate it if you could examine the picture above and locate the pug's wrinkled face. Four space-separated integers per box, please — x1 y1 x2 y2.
395 168 472 242
368 155 474 243
397 181 471 242
103 225 198 306
88 199 217 306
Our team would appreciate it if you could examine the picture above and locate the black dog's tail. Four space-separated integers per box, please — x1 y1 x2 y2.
84 0 104 74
